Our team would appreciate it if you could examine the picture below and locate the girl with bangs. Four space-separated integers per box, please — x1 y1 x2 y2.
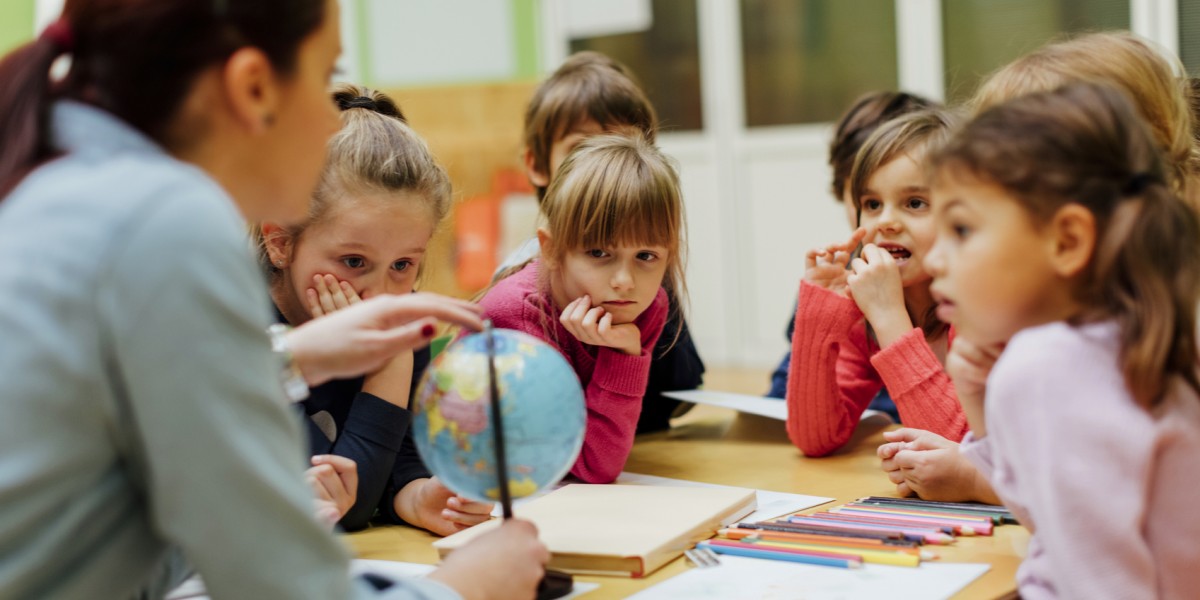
479 133 686 484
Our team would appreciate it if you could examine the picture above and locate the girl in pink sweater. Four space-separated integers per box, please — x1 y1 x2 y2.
479 133 685 484
787 109 963 457
926 82 1200 599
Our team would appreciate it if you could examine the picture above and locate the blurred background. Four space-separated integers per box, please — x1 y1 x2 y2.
4 0 1196 374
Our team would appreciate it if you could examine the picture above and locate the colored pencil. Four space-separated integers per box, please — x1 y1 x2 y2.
700 540 862 569
738 521 917 545
720 528 920 553
738 538 922 567
787 516 955 545
843 503 998 523
858 497 1018 524
829 507 994 535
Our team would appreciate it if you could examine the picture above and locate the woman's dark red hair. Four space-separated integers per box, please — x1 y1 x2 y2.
0 0 326 197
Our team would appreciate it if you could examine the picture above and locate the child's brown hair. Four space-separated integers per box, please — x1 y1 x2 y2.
829 91 940 202
972 32 1198 194
524 51 657 199
935 82 1200 408
538 133 687 348
847 108 958 339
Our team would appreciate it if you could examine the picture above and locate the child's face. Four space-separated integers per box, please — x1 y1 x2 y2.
288 192 436 316
924 173 1064 345
856 152 937 288
552 243 670 325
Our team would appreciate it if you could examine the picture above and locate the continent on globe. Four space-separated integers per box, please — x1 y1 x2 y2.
412 328 586 503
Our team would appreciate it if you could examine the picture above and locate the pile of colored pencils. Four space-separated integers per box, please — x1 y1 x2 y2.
698 496 1017 569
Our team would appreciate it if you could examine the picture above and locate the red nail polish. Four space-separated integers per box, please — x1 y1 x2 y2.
421 324 436 337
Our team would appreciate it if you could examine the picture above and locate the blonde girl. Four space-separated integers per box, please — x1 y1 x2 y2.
926 81 1200 599
786 109 961 457
479 133 686 484
259 85 493 535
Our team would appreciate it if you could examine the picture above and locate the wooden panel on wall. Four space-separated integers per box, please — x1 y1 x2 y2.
383 80 539 299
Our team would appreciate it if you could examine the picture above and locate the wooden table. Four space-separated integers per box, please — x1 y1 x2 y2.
346 405 1025 599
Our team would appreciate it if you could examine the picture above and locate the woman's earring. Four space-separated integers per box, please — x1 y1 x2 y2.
275 260 284 268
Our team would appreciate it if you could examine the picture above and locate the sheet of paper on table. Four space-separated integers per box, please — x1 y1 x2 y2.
614 472 832 522
664 389 892 424
626 555 990 600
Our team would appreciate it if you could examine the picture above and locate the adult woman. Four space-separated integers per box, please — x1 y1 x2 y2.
0 1 544 598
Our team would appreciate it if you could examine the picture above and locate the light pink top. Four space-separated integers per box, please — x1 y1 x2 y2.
962 321 1200 599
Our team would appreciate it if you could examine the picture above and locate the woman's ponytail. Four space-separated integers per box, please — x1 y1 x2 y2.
0 23 72 197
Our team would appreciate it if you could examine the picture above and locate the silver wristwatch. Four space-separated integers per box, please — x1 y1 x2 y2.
267 323 310 403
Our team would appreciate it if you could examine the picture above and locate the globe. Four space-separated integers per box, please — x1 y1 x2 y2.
412 328 586 503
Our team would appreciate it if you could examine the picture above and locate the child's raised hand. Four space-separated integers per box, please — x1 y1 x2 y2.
945 338 1004 437
846 243 913 347
306 454 358 528
803 227 869 297
559 295 642 356
307 274 362 318
403 477 495 537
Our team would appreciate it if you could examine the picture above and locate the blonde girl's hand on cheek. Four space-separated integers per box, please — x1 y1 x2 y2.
397 477 495 537
306 455 358 528
307 274 361 318
559 295 642 356
803 227 870 297
945 338 1004 438
847 243 910 344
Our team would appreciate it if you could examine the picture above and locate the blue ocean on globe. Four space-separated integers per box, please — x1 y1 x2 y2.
412 328 586 503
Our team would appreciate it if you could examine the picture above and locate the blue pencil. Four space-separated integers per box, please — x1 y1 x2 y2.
698 541 863 569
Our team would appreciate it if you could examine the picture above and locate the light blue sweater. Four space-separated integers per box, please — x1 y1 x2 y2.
0 102 457 600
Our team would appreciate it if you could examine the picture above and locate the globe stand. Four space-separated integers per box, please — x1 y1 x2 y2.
485 321 574 600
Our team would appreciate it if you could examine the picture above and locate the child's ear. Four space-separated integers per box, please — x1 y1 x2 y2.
1047 203 1095 278
260 222 294 268
536 227 555 265
524 148 550 189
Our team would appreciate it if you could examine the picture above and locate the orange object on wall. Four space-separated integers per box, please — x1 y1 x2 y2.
455 192 500 292
455 168 535 293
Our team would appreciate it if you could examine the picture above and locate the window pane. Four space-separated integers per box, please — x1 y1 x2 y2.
1180 0 1200 75
741 0 898 127
942 0 1130 104
568 0 703 132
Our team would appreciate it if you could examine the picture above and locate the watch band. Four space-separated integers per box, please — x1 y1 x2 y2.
267 323 310 402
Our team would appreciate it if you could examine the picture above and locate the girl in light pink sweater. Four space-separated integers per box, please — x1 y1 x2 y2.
479 133 686 484
925 82 1200 599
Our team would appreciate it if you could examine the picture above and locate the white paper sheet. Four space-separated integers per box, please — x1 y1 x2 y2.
353 560 600 599
664 389 892 424
615 472 832 522
664 390 790 420
627 555 990 600
168 560 600 599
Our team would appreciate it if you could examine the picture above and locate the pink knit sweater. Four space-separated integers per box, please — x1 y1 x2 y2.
479 261 668 483
962 321 1200 599
785 281 966 456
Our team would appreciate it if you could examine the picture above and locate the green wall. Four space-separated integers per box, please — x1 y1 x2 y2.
0 1 35 55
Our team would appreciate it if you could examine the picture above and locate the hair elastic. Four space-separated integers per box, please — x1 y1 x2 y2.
41 19 73 53
337 97 380 113
1122 172 1158 196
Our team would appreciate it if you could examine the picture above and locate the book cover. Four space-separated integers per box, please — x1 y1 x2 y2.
433 484 758 577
